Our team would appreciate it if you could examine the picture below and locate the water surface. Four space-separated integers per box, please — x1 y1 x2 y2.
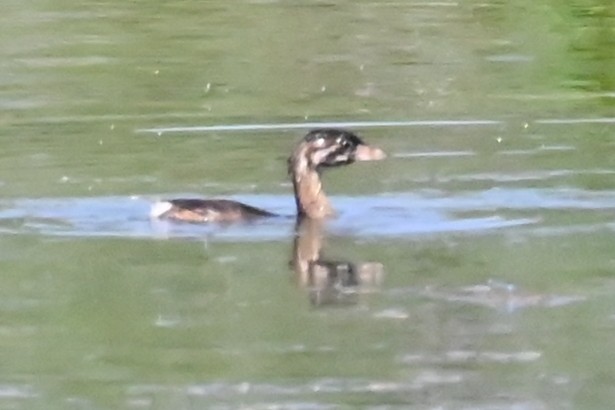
1 0 614 409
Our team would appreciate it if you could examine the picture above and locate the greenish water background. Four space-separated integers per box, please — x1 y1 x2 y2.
0 0 614 409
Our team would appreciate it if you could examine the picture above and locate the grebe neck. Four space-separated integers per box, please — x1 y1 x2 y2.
291 167 333 219
288 145 334 219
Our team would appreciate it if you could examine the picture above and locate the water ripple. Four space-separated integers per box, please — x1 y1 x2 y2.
0 187 612 240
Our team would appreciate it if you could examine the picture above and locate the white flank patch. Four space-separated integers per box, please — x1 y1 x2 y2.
150 201 173 218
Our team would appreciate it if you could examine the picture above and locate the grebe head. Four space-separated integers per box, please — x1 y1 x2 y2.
289 129 386 173
287 128 386 219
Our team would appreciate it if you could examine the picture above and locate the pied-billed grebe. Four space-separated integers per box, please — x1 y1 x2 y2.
150 128 386 222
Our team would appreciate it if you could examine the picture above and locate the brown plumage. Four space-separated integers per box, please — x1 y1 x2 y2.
150 128 386 223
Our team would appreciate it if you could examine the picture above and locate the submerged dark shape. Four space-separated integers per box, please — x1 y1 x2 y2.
151 129 386 222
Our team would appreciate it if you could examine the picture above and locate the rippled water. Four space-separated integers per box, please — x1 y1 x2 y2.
1 0 614 409
1 186 614 240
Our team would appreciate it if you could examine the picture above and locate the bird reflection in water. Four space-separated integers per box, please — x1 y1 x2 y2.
291 217 384 306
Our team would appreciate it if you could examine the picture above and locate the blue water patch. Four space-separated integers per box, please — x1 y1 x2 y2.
0 188 613 240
